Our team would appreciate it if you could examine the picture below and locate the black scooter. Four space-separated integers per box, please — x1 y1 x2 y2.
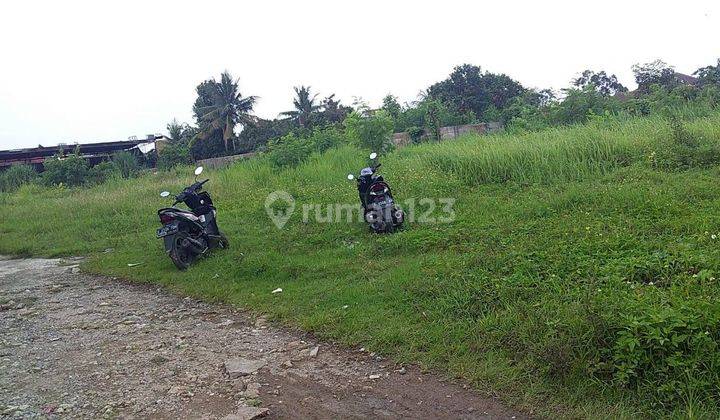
156 166 229 270
348 152 404 233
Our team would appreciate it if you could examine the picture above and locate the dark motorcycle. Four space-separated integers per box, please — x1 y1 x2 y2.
348 152 404 233
156 166 229 270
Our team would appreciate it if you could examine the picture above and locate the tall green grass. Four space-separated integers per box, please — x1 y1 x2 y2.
411 114 720 185
3 112 720 418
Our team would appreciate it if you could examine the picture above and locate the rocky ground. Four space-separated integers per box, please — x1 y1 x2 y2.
0 256 526 419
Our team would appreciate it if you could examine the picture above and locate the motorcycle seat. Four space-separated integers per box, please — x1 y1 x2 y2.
159 208 201 222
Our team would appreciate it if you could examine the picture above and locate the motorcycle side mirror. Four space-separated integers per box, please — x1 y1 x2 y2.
160 191 170 197
347 174 354 180
194 166 204 176
369 152 377 160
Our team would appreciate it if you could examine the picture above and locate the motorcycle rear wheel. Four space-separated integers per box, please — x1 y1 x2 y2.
169 232 197 270
218 232 230 249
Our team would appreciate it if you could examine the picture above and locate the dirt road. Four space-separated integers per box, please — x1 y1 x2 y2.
0 256 525 419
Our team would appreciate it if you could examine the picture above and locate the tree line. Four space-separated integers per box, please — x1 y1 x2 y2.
157 58 720 168
4 57 719 192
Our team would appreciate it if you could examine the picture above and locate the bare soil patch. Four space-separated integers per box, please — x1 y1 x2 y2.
0 257 525 419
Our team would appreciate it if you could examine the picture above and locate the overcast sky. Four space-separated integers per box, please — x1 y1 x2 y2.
1 0 718 149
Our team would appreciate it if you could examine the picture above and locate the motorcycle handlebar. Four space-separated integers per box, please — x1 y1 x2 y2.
192 179 209 191
172 178 210 204
188 178 209 192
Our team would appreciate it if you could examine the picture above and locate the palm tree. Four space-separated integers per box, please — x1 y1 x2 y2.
195 71 257 151
280 85 320 129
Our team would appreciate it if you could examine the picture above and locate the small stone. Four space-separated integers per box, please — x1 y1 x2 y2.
369 374 381 380
286 340 303 350
297 345 320 359
243 382 261 398
281 360 293 369
56 403 74 413
224 358 266 378
168 385 188 395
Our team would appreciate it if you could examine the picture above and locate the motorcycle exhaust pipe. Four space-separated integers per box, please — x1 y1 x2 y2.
394 210 404 222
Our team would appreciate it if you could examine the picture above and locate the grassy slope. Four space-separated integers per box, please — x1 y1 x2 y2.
3 114 720 417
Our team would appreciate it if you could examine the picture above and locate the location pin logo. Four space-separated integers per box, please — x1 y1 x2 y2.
265 190 295 229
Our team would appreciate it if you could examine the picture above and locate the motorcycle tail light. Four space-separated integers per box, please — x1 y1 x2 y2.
159 213 175 224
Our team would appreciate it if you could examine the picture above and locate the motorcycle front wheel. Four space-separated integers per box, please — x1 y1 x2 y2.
169 232 197 270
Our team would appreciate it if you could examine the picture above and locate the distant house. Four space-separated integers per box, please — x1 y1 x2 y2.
0 134 170 171
675 73 700 86
614 72 699 101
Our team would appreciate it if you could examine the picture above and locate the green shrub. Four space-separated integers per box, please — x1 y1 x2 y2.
425 100 442 141
42 153 89 187
652 116 720 170
267 126 347 168
309 126 344 153
157 143 192 170
267 133 312 167
88 161 119 185
0 165 37 192
609 303 720 407
344 110 394 153
112 151 140 179
407 126 425 143
42 150 141 186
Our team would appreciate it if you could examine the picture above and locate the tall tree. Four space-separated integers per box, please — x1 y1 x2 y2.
381 94 402 119
236 118 293 153
572 70 628 96
427 64 526 121
167 119 184 143
281 86 321 129
317 94 352 126
694 59 720 86
193 71 257 152
166 119 196 145
632 60 678 93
